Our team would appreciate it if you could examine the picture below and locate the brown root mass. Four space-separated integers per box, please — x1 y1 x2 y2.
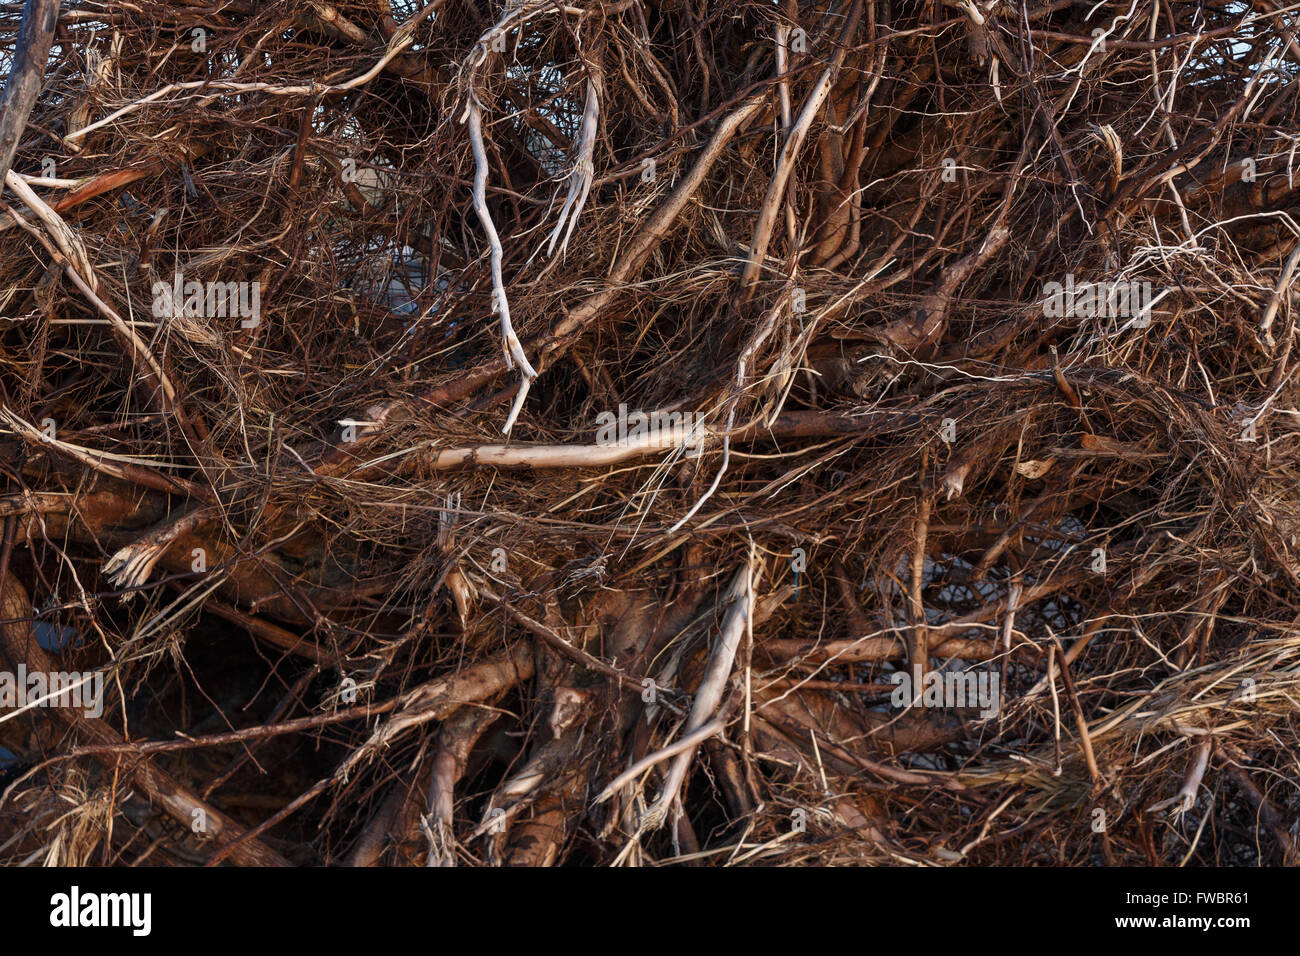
0 0 1297 866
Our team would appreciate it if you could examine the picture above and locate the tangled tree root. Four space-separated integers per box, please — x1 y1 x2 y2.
1 0 1298 866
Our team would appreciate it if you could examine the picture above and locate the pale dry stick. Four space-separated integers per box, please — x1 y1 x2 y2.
364 405 895 474
473 692 591 849
125 567 231 648
468 776 538 840
1086 123 1123 195
462 0 606 431
466 90 536 433
1147 738 1213 815
423 706 500 867
1259 240 1300 347
307 0 373 46
1145 0 1171 145
1242 39 1286 122
957 0 984 26
0 669 101 726
1047 644 1063 775
639 558 756 831
13 174 81 188
593 717 725 804
547 46 604 257
739 0 865 297
808 727 829 794
774 22 796 245
1167 179 1194 239
424 751 457 867
726 828 802 866
1154 25 1199 123
997 580 1022 718
775 23 792 130
5 170 95 278
743 553 757 767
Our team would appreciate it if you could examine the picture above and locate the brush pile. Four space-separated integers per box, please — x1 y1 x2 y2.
0 0 1297 866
